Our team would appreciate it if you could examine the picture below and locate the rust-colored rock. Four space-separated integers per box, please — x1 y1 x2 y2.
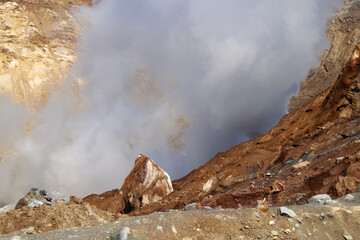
120 154 173 212
84 154 173 213
83 189 125 214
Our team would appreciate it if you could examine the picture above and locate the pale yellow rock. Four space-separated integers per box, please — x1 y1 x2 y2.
0 0 87 109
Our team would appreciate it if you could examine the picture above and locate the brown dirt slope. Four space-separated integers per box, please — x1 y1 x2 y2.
131 43 360 216
0 202 121 236
4 194 360 240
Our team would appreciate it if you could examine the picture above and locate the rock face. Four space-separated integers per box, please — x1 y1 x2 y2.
84 154 173 214
289 0 360 112
120 154 173 213
0 0 90 109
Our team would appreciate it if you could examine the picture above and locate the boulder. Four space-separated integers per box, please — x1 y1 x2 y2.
307 194 332 205
120 154 173 212
15 188 53 209
278 207 297 218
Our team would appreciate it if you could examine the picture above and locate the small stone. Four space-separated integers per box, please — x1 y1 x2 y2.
307 194 331 205
345 210 352 214
244 225 249 229
258 205 268 213
343 234 353 240
344 194 355 202
24 226 36 235
272 214 276 218
257 236 261 239
324 199 338 205
110 227 131 240
271 230 279 236
39 190 47 196
278 207 297 218
27 199 44 207
284 229 291 234
31 188 38 192
295 223 300 228
256 213 260 218
184 203 197 211
157 226 163 231
266 172 272 176
269 220 275 226
336 157 344 164
320 213 325 220
202 206 212 210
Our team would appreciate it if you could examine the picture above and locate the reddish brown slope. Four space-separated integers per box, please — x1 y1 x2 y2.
130 43 360 215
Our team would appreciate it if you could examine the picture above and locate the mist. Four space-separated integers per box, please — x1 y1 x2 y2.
0 0 343 201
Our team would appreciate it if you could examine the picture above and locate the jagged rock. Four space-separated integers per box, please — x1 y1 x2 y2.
307 194 332 205
84 154 173 214
278 207 297 218
343 234 354 240
120 154 173 212
15 189 53 209
84 189 125 214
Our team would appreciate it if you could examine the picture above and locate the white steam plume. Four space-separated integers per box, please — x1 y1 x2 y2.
0 0 342 201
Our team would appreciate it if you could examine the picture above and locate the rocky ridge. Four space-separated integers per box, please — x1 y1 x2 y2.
289 0 360 112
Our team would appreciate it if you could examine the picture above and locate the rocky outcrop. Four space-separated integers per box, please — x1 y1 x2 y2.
0 0 90 109
120 154 173 213
289 0 360 112
15 188 53 209
84 154 173 213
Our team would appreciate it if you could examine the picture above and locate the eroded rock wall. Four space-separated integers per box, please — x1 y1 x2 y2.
0 0 90 109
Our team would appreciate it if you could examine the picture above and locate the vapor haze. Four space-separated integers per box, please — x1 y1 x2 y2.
0 0 342 201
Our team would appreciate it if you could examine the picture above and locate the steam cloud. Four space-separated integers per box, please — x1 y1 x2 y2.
0 0 342 202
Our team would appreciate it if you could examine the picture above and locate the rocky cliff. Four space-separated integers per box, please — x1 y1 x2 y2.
289 0 360 112
0 0 90 109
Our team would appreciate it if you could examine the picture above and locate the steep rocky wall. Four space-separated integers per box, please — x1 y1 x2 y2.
0 0 90 109
289 0 360 112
